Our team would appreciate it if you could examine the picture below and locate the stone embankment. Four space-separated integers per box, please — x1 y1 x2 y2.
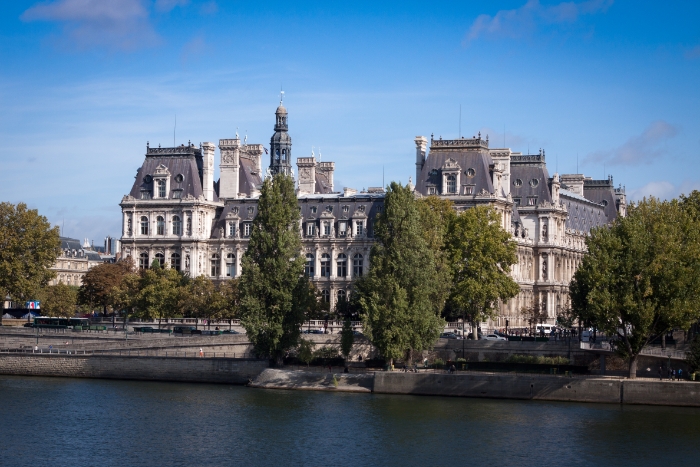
0 353 267 384
249 369 700 407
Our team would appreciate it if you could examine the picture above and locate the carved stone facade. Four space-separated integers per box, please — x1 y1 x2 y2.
119 105 625 324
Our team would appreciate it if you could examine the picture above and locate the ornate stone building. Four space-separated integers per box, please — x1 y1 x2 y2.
48 237 104 286
119 101 625 327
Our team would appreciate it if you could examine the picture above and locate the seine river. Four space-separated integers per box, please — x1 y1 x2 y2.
1 375 699 467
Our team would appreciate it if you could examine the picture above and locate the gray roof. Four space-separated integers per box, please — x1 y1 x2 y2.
510 160 552 205
315 171 334 194
238 157 263 196
560 191 609 232
129 150 205 200
416 149 494 195
583 178 618 222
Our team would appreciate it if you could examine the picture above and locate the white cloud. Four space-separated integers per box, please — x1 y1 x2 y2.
629 180 700 202
584 120 678 166
154 0 189 13
464 0 613 44
21 0 159 51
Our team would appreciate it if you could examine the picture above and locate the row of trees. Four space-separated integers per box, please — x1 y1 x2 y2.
570 194 700 378
353 183 519 366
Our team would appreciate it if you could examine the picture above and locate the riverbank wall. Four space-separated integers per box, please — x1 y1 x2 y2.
0 353 267 384
250 369 700 407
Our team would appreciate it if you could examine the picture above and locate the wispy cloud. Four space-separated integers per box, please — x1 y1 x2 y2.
584 120 678 166
154 0 189 13
629 180 700 202
464 0 613 44
685 45 700 60
21 0 159 51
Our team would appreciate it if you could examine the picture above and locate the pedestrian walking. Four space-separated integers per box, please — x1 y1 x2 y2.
658 366 663 381
199 348 204 357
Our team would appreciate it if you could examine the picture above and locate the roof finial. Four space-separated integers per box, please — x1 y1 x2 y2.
318 147 321 162
280 88 285 104
311 146 315 158
236 127 239 139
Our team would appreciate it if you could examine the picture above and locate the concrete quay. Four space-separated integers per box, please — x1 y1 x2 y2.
249 369 700 407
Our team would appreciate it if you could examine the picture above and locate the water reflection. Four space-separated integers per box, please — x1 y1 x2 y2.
1 376 699 467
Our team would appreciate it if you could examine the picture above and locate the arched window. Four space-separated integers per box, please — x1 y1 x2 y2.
156 216 165 235
172 216 182 236
210 253 220 277
337 289 346 303
127 217 132 236
446 174 456 194
336 253 347 277
321 253 331 277
155 252 165 267
170 253 181 271
140 216 149 235
321 289 330 303
282 149 286 161
157 179 166 198
275 149 280 161
353 254 363 277
226 253 236 277
305 253 315 277
139 252 149 269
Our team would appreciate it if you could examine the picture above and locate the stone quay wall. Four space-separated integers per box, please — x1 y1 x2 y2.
0 353 268 385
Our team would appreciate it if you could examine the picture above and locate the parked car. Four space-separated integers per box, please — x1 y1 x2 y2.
440 332 461 339
482 334 507 341
467 332 483 340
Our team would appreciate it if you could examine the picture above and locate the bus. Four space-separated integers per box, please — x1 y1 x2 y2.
32 317 90 329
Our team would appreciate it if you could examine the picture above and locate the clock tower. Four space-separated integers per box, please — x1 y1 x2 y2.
269 99 292 177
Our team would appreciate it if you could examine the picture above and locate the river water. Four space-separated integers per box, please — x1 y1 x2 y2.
1 375 699 467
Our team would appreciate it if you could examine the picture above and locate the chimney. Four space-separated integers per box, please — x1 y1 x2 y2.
318 161 335 192
560 174 585 196
415 136 428 186
296 157 316 194
201 142 216 201
218 138 241 199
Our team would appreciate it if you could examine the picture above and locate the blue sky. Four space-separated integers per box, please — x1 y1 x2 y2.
1 0 698 243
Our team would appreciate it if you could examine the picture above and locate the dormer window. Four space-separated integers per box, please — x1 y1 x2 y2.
342 205 349 213
446 175 457 194
310 206 317 214
157 180 166 198
429 187 436 195
528 197 537 206
464 185 474 195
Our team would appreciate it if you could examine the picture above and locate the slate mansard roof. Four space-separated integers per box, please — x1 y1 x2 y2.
129 145 210 200
416 137 495 195
510 154 552 205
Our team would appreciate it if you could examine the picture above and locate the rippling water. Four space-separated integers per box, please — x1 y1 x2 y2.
1 375 699 467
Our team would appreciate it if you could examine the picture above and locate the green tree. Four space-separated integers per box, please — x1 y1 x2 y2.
78 260 134 314
238 174 307 364
297 338 315 367
571 197 700 378
185 276 228 329
686 336 700 375
340 315 354 362
445 205 519 341
0 202 61 324
37 283 78 317
135 260 188 328
355 182 448 367
110 268 140 332
219 277 241 324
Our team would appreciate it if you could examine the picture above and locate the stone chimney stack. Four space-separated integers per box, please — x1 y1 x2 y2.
318 161 335 191
560 174 585 196
201 142 216 201
218 138 241 200
415 136 428 185
296 157 316 194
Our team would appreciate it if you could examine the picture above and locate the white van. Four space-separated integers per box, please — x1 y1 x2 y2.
536 324 554 336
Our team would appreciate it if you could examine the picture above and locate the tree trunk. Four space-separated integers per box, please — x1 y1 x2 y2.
389 357 394 371
275 354 284 367
661 334 666 350
628 354 639 379
472 320 478 341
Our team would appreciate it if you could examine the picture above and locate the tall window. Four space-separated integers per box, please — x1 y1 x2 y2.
157 179 166 198
338 222 347 237
321 289 330 303
139 252 149 269
172 216 182 235
156 216 165 235
336 253 347 277
307 222 316 237
210 253 220 277
226 253 236 277
282 149 286 161
155 252 165 267
140 216 149 235
446 174 456 194
305 253 315 277
171 253 181 271
355 221 363 236
228 222 235 238
353 254 363 277
186 217 192 235
323 222 331 236
243 223 251 237
321 253 331 277
337 289 346 305
126 216 132 236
